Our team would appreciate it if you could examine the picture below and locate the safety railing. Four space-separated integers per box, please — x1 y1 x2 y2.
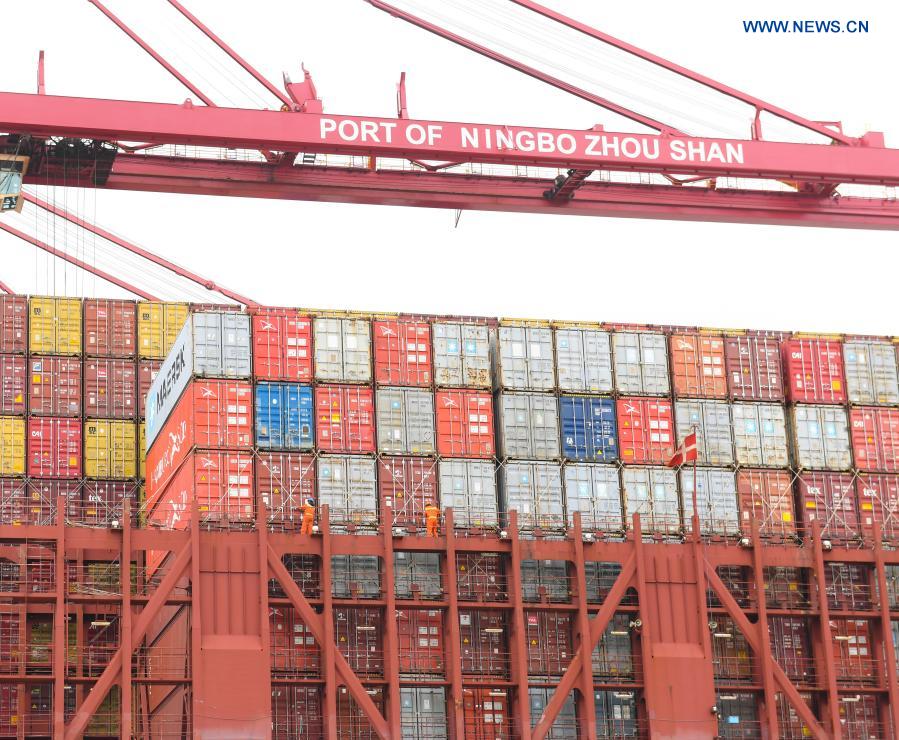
132 646 191 680
457 569 509 603
395 573 444 600
270 646 322 679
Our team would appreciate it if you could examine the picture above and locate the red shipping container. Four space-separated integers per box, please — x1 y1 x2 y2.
736 470 797 539
783 338 846 403
830 618 875 684
435 390 494 458
80 481 140 527
856 473 899 542
147 449 254 530
373 320 432 386
27 417 82 478
272 686 323 740
670 332 727 398
616 397 674 464
850 407 899 472
378 456 438 529
776 692 817 739
769 616 813 682
0 477 27 525
457 552 506 602
252 309 313 382
314 385 375 453
0 684 17 737
796 472 860 540
256 452 315 527
724 335 784 401
0 354 26 414
462 687 510 740
335 686 384 740
28 356 81 416
145 379 253 502
84 359 137 419
459 609 507 676
824 563 872 611
333 607 383 676
0 295 27 354
764 567 810 609
26 479 81 525
84 298 137 358
137 359 162 418
397 608 444 674
269 606 320 676
525 611 572 676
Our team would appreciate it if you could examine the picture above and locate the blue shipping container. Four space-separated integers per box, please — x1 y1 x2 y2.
560 396 618 461
255 383 314 450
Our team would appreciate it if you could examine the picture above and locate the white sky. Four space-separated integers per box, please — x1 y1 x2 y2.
1 0 897 334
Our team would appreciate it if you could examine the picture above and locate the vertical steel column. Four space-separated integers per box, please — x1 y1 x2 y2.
53 494 66 737
571 513 598 740
320 506 338 740
120 501 133 738
749 518 779 739
380 506 402 737
872 522 899 734
257 495 271 729
689 510 714 720
631 515 655 737
442 508 466 740
16 603 25 740
506 510 532 737
190 500 202 731
810 520 841 738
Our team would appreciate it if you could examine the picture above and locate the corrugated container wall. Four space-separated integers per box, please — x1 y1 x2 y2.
0 355 25 414
670 332 727 398
317 455 378 530
314 385 375 454
0 416 25 475
681 468 739 535
83 299 136 358
84 420 137 479
28 297 81 355
84 359 137 419
736 469 797 538
190 312 252 378
378 456 437 529
255 383 314 450
791 405 852 470
29 356 81 416
856 473 899 541
255 452 315 526
617 397 674 464
313 317 371 383
849 407 899 472
137 302 189 359
554 326 613 393
621 466 680 533
783 338 846 403
137 360 161 419
843 341 899 405
612 331 669 395
559 396 617 462
376 387 435 455
495 325 554 391
497 392 560 460
731 402 789 467
27 417 79 478
432 322 490 388
252 309 313 382
500 461 564 531
437 459 498 529
796 472 859 539
564 463 622 532
435 390 494 458
373 320 431 387
724 335 784 401
0 296 27 353
675 400 734 465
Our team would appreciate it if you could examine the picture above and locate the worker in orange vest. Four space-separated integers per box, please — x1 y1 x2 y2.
300 497 316 535
424 499 440 537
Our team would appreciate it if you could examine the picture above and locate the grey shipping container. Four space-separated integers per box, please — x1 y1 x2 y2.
791 405 852 470
563 463 623 532
401 687 447 740
529 687 577 739
497 392 560 460
675 400 734 466
317 455 378 530
376 387 435 455
680 467 739 535
191 312 252 378
313 317 372 383
521 559 570 602
495 325 555 391
432 322 490 388
554 326 613 393
731 402 789 467
437 459 498 529
500 461 565 531
331 555 381 598
394 552 442 599
844 341 899 405
613 332 669 395
621 466 680 534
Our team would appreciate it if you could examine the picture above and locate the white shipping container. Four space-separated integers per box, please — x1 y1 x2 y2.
613 332 669 395
621 467 680 534
313 317 372 383
675 400 734 465
438 459 498 529
191 312 252 378
495 325 555 391
432 322 490 388
563 463 623 532
792 406 852 470
680 468 739 535
554 327 613 393
500 461 565 531
317 455 378 530
376 387 435 455
843 341 899 405
497 392 560 460
731 403 789 467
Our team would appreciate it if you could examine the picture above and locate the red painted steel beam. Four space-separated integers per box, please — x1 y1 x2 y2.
380 506 402 737
120 501 133 737
319 508 338 740
809 520 842 738
69 155 899 231
53 496 66 738
441 509 467 740
22 192 257 306
873 522 899 734
749 518 780 738
0 220 158 300
505 511 532 738
3 94 897 184
570 513 597 739
0 279 13 293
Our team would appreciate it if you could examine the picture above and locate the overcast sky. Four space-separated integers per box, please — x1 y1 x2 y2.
2 0 897 334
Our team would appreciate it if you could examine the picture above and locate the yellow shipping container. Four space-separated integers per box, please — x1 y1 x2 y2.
138 422 146 480
84 420 137 479
28 296 82 355
137 302 189 359
0 416 25 475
